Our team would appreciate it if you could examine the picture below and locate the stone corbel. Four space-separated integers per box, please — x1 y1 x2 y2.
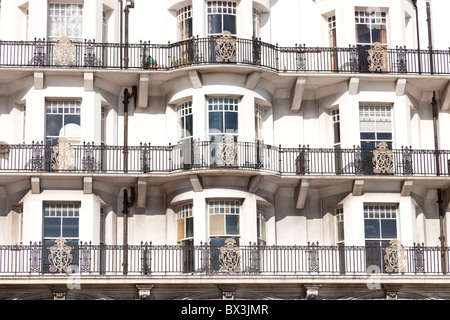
138 74 149 109
137 284 154 300
290 77 306 112
295 179 309 209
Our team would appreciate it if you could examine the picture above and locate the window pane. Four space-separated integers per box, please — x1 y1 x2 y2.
364 219 380 238
64 114 80 126
224 111 238 134
376 132 392 141
185 114 193 138
360 132 375 140
210 214 224 235
208 14 222 34
226 215 239 235
62 218 79 238
44 217 61 237
46 114 63 136
186 217 194 238
223 15 236 34
381 220 397 238
209 111 223 134
356 24 371 44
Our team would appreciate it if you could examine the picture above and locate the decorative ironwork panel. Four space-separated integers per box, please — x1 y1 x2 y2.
384 240 407 273
372 142 394 174
308 242 319 272
54 36 76 66
52 138 75 170
48 238 73 273
414 243 425 273
82 142 99 171
79 242 91 272
30 242 42 273
32 38 46 66
216 135 238 166
295 149 309 174
396 46 407 73
215 31 237 62
219 238 241 272
84 40 100 67
349 45 358 72
367 42 388 72
401 147 413 175
27 142 44 171
140 143 150 173
296 51 306 71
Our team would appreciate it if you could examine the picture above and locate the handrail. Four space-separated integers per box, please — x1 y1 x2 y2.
0 240 447 275
0 36 448 74
0 140 450 176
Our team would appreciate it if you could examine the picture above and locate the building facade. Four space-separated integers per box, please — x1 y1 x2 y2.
0 0 450 300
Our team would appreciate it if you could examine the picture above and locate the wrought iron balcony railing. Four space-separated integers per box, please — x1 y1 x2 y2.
0 238 448 276
0 139 450 176
0 35 449 74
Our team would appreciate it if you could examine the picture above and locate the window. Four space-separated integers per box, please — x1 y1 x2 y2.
355 10 387 46
43 202 80 273
177 5 193 40
45 100 81 146
364 204 397 271
209 199 240 236
207 1 237 35
328 15 336 47
364 204 397 245
257 204 267 245
253 7 261 39
101 106 106 145
335 207 344 244
177 203 194 241
22 105 27 142
177 101 193 141
331 108 340 147
208 97 238 139
48 3 83 41
255 103 264 141
359 105 392 151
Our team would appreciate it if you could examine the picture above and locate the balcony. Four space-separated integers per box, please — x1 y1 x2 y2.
0 139 450 177
0 34 448 74
0 238 448 276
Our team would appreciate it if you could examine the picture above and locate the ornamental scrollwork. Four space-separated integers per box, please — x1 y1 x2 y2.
219 238 241 272
384 240 407 273
52 138 75 170
54 36 76 66
372 141 394 174
48 237 73 273
216 135 237 166
215 31 237 62
367 42 388 72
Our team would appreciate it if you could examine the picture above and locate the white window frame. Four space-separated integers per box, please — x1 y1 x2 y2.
355 10 388 46
176 203 194 242
48 3 83 41
177 101 193 141
207 97 239 139
359 104 393 150
206 1 237 36
208 199 240 237
177 4 193 40
45 100 82 145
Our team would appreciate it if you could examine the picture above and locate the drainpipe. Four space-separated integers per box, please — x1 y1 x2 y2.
119 0 123 69
122 86 137 173
426 0 434 74
122 187 135 275
432 92 447 273
412 0 421 74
